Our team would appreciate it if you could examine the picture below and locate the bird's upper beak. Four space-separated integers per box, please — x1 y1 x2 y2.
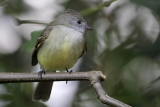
85 25 93 30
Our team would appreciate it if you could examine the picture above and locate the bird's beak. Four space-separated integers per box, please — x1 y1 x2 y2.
85 25 93 30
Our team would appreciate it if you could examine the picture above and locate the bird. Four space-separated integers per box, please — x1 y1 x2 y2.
32 9 92 101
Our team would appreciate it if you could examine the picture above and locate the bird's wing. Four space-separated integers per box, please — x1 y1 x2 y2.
32 27 52 66
79 41 87 58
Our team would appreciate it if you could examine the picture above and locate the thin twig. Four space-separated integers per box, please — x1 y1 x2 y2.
14 17 48 26
14 0 117 25
0 71 131 107
80 0 117 16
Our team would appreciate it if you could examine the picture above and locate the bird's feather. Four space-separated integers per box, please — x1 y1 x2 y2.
32 27 52 66
79 41 87 58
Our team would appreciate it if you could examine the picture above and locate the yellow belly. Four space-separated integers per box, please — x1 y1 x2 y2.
37 25 84 72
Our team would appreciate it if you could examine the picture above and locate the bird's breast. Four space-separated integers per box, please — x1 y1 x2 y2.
37 25 85 71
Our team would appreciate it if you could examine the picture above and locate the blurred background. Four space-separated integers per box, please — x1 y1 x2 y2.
0 0 160 107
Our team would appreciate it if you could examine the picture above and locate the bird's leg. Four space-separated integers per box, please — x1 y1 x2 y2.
65 68 72 84
66 68 72 74
38 68 46 80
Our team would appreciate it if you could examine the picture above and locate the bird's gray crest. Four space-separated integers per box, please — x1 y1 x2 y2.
64 9 86 22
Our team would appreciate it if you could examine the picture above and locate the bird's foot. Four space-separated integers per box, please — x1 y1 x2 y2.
66 68 72 74
38 69 46 80
65 68 72 84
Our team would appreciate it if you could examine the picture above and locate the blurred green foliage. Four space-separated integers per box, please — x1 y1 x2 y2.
130 0 160 17
21 30 43 52
0 0 160 107
2 0 31 15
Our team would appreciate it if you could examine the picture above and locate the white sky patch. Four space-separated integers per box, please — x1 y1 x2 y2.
0 9 21 54
115 3 136 42
136 7 160 43
45 81 79 107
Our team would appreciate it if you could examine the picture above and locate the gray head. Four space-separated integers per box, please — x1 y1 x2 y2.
51 9 92 33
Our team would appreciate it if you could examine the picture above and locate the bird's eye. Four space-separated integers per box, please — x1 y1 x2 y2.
77 20 82 24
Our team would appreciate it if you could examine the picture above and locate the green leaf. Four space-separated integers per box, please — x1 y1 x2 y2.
20 30 43 52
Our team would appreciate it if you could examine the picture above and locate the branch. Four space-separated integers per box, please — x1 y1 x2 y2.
14 17 48 26
80 0 117 16
0 71 131 107
14 0 117 25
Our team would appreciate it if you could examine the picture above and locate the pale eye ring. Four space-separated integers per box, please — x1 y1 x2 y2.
77 20 82 24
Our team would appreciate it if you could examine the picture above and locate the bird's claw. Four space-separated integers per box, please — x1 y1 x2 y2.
38 69 45 80
65 68 72 84
66 68 72 74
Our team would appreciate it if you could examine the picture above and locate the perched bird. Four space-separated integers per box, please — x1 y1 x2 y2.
32 9 92 101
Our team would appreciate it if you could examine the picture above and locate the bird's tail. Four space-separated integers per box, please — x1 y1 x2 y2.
33 81 53 101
